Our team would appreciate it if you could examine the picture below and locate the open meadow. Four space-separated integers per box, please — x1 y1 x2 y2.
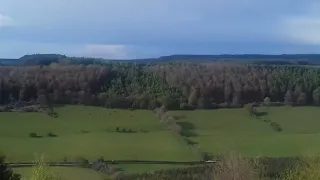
14 167 104 180
2 105 320 179
171 106 320 157
0 105 197 163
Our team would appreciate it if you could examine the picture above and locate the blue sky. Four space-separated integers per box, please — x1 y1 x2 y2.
1 0 320 59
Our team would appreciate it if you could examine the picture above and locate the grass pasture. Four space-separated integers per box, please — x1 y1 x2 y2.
171 106 320 157
0 105 197 163
2 105 320 179
14 167 104 180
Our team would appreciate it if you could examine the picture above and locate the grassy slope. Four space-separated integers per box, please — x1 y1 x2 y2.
172 106 320 157
0 105 197 162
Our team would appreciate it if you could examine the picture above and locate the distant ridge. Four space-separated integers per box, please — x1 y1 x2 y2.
1 54 320 66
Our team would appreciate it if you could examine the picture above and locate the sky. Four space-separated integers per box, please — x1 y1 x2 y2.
1 0 320 59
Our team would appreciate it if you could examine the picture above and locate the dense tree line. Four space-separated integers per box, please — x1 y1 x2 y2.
0 63 319 110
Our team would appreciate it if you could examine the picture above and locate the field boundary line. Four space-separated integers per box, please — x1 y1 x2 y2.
6 160 217 168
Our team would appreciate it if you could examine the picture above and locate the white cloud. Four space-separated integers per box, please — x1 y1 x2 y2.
280 2 320 45
81 44 129 59
0 14 15 28
282 17 320 45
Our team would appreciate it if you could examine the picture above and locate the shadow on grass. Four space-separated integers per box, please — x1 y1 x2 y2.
184 138 198 145
29 133 43 138
81 130 90 133
48 133 58 137
177 122 198 137
255 111 268 117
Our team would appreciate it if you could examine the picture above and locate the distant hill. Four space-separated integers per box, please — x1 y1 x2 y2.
20 54 67 65
112 54 320 65
0 59 20 66
0 54 320 66
154 54 320 65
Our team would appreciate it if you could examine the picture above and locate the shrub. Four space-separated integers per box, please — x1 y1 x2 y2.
264 97 271 106
91 158 109 174
244 103 257 116
74 157 89 167
116 127 120 132
270 122 283 132
214 152 260 180
47 132 57 137
263 119 271 123
170 123 182 135
29 133 41 138
140 129 148 133
281 156 320 180
0 155 21 180
30 155 61 180
201 152 214 161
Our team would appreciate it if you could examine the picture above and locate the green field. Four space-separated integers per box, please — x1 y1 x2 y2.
172 106 320 157
14 167 103 180
2 105 320 179
0 105 197 162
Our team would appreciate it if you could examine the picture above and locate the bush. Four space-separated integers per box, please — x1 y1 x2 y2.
270 122 283 132
170 123 182 135
214 152 260 180
0 155 21 180
47 132 57 137
263 119 271 123
29 133 41 138
116 127 120 132
74 157 89 167
91 158 109 174
264 97 271 106
201 152 214 161
30 155 61 180
244 103 257 116
281 156 320 180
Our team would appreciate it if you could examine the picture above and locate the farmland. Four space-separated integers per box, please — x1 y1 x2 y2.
14 167 103 180
0 105 197 163
171 106 320 157
1 105 320 179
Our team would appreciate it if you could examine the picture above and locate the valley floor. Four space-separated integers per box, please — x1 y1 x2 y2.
1 105 319 179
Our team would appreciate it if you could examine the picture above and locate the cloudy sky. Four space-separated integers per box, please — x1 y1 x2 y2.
1 0 320 59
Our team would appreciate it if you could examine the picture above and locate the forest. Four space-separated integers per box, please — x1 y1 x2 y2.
0 61 319 110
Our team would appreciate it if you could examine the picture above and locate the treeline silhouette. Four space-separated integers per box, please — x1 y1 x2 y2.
0 63 319 109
